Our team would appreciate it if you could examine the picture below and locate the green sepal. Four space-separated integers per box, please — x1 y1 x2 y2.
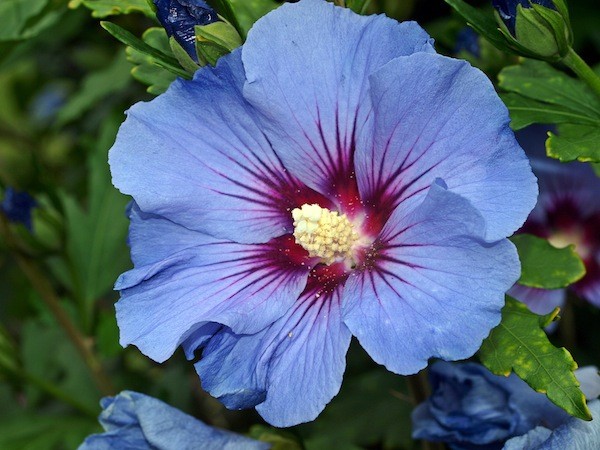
125 27 177 94
514 5 563 59
101 21 190 79
169 37 200 74
479 297 592 421
195 21 242 52
511 234 586 289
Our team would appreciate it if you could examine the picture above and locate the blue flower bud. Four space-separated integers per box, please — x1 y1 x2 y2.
1 188 36 230
153 0 219 61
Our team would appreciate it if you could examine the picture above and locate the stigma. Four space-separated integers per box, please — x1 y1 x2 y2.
291 203 359 265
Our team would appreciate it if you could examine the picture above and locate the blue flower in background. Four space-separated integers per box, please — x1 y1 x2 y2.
492 0 556 33
503 400 600 449
455 27 481 58
79 391 269 450
1 188 36 230
509 125 600 311
153 0 219 60
412 362 600 450
412 362 567 449
110 0 536 426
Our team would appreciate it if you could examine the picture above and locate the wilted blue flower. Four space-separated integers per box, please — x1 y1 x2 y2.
455 27 481 57
510 126 600 310
79 391 269 450
153 0 218 60
1 187 36 230
492 0 556 33
412 362 600 450
503 399 600 449
411 362 567 449
110 0 536 426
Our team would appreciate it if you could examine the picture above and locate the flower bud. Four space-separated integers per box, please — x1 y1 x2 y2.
492 0 572 61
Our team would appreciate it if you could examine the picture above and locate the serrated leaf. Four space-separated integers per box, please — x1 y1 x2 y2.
547 123 600 163
74 0 154 18
501 93 600 130
479 297 591 420
511 234 586 289
127 27 178 94
499 60 600 120
101 21 190 79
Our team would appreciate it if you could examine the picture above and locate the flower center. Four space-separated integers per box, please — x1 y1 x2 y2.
548 229 591 260
292 203 358 265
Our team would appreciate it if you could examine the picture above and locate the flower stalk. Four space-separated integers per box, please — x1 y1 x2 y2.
0 213 114 397
562 48 600 99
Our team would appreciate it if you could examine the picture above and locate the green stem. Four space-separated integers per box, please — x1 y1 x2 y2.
0 214 114 396
563 48 600 99
21 370 98 418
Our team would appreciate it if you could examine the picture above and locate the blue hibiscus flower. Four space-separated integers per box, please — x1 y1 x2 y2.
509 126 600 312
109 0 537 426
412 362 600 450
79 391 269 449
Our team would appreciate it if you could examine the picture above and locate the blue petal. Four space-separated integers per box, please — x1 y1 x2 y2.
241 0 433 204
195 286 352 427
508 284 565 316
355 52 537 241
115 204 311 362
79 390 269 450
576 366 600 400
110 49 317 244
503 400 600 450
342 182 519 374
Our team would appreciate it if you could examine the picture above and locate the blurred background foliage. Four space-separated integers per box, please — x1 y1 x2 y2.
0 0 599 449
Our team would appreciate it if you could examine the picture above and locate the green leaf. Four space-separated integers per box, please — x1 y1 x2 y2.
0 413 98 450
479 297 591 420
74 0 154 18
499 59 600 121
443 0 511 52
249 425 303 450
126 27 177 94
511 234 586 289
298 370 414 450
21 319 100 410
60 116 131 328
346 0 371 14
101 21 190 79
0 0 65 42
56 51 131 126
500 93 600 130
547 123 600 163
216 0 279 37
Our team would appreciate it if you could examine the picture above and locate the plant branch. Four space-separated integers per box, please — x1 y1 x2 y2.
0 214 114 396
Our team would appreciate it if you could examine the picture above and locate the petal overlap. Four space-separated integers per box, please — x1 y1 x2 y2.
242 0 433 209
196 284 352 427
342 182 520 374
115 204 313 362
110 49 325 244
355 52 537 240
